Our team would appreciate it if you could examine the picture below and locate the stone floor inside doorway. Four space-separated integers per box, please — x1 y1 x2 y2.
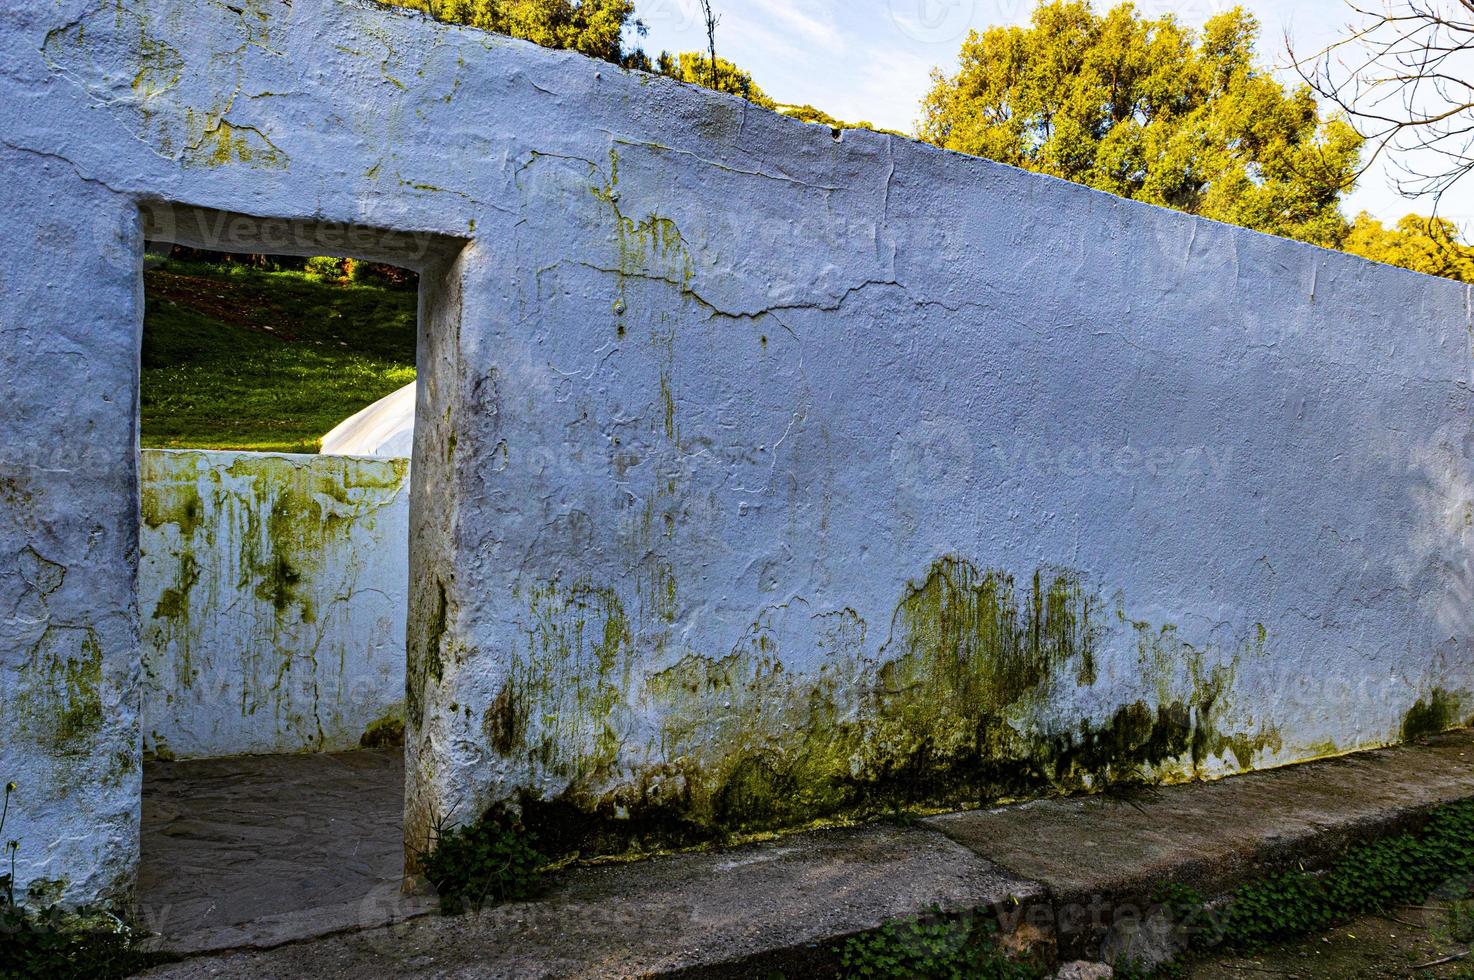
138 748 432 953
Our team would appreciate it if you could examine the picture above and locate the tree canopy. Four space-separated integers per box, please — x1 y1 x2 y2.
919 2 1363 248
655 52 774 106
1343 213 1474 284
389 0 642 65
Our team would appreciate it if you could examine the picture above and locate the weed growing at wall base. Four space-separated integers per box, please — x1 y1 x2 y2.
836 910 1044 979
0 783 170 980
834 800 1474 978
1107 799 1474 975
1194 799 1474 949
421 806 545 914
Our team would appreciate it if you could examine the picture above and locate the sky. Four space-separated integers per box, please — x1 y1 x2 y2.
634 0 1474 227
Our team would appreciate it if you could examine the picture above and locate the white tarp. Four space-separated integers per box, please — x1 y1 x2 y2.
321 381 415 458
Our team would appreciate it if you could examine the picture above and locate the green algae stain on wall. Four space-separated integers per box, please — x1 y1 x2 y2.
141 451 207 539
221 453 409 632
588 147 697 361
141 451 211 689
14 627 105 755
487 577 635 781
408 577 448 731
883 559 1101 723
183 115 288 170
488 555 1282 855
139 450 409 756
1402 689 1463 741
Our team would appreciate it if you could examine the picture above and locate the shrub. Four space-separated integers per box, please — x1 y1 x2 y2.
0 905 153 980
304 255 347 281
421 806 544 914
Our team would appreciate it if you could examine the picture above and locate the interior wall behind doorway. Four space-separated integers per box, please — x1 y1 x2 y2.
139 448 410 760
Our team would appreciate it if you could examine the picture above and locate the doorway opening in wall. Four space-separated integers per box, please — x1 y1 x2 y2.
134 205 455 947
139 246 418 455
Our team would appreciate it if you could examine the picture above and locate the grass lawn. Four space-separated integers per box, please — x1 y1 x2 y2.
141 257 417 454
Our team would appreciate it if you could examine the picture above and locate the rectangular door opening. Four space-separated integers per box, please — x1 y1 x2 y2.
133 203 463 945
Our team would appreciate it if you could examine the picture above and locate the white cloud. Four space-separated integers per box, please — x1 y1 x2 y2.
745 0 844 52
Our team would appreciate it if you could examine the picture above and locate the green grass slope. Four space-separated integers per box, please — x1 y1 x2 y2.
141 258 417 454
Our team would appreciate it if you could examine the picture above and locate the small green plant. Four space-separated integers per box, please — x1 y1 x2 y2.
1151 881 1207 925
2 781 15 907
421 805 545 914
0 781 165 980
1181 800 1474 952
0 904 147 980
835 910 1043 980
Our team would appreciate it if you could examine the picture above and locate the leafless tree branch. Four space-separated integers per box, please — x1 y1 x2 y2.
698 0 720 91
1291 0 1474 212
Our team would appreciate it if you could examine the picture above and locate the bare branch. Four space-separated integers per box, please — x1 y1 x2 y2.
1291 0 1474 211
698 0 720 91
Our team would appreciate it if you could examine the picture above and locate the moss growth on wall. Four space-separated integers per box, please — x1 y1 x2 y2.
360 707 406 749
1403 689 1462 741
884 559 1101 722
140 453 207 539
140 449 409 750
14 628 105 756
145 451 407 632
408 577 448 730
487 556 1284 858
489 577 634 782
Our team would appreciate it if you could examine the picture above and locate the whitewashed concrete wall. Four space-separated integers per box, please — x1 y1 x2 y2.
138 450 409 759
3 0 1473 906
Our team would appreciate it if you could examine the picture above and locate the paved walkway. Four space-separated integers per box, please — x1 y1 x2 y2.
139 748 425 953
139 731 1474 978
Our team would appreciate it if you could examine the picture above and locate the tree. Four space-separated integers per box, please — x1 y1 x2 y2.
389 0 645 66
779 104 851 128
919 2 1363 247
1294 0 1474 209
387 0 777 112
1343 212 1474 281
655 52 774 107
